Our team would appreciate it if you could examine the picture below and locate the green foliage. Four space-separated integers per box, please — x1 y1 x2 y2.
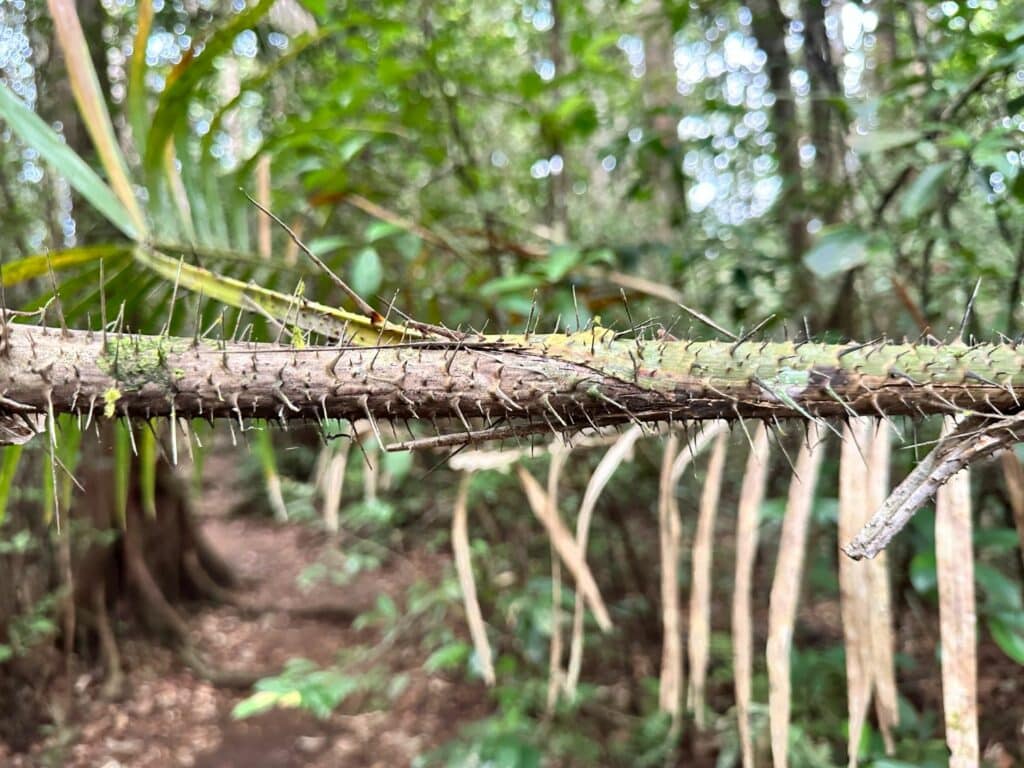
232 658 362 720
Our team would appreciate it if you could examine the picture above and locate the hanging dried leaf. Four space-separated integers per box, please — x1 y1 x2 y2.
766 422 827 768
935 418 979 768
566 425 644 695
545 444 571 711
319 440 350 534
688 428 729 728
733 422 771 768
516 464 611 632
838 417 873 768
451 472 496 686
867 421 899 752
659 422 730 719
658 434 683 717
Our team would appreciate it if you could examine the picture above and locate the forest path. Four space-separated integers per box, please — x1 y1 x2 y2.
45 449 487 768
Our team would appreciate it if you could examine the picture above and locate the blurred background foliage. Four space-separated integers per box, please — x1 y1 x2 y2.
2 0 1024 765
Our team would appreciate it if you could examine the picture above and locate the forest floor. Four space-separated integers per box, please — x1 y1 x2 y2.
5 451 490 768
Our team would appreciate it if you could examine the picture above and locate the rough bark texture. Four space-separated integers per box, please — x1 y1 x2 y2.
4 322 1024 445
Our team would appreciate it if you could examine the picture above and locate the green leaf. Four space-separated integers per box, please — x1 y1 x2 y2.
350 247 383 296
480 274 543 297
909 551 937 594
0 446 24 525
988 611 1024 664
900 163 950 219
424 641 471 673
127 0 154 153
307 236 351 256
545 245 581 282
232 690 283 719
0 84 138 239
297 0 327 15
849 129 920 154
975 563 1023 610
145 0 276 175
1 245 132 286
365 221 403 243
50 0 147 235
802 225 871 278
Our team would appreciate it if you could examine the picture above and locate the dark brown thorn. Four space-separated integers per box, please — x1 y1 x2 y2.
730 313 775 356
161 256 185 338
956 278 982 343
677 302 738 340
732 405 755 451
620 288 642 352
242 188 376 319
768 417 801 481
369 291 400 369
524 290 538 342
44 252 68 338
572 284 581 332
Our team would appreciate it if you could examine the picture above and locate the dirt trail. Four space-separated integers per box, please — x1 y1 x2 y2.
8 453 488 768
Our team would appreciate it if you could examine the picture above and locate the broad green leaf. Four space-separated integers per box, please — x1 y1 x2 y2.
132 247 420 345
145 0 276 175
232 690 282 720
113 420 132 529
49 0 147 235
297 0 327 15
545 245 581 282
365 221 403 243
802 225 871 278
350 247 383 297
480 273 543 297
424 641 471 672
975 563 1023 610
139 424 157 519
988 612 1024 664
0 84 137 240
900 163 950 220
308 236 351 256
849 129 920 154
1 245 132 286
0 446 24 525
909 551 937 594
127 0 154 152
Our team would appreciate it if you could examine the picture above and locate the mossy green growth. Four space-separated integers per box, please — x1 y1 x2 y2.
97 334 188 391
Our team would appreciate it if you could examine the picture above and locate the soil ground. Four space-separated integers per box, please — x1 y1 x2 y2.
2 452 491 768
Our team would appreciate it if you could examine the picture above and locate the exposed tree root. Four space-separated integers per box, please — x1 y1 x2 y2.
90 581 124 701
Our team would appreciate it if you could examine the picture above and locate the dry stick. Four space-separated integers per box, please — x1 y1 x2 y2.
451 472 496 686
838 417 874 768
733 422 771 768
657 434 683 718
866 421 899 753
688 428 729 728
242 189 378 319
320 437 351 534
544 444 571 710
516 465 612 632
766 422 827 768
935 417 979 768
660 421 730 725
565 424 645 696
